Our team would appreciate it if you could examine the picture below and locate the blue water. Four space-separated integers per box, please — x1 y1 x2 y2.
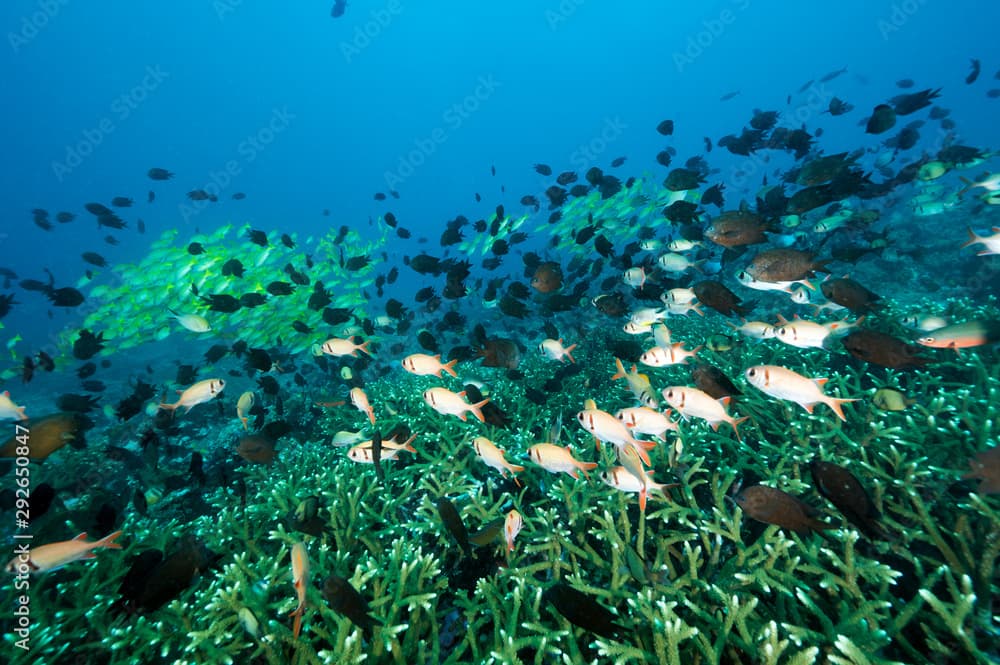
3 2 997 307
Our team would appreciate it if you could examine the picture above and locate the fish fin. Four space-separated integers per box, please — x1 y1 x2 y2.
802 402 816 414
72 532 88 541
471 399 489 423
442 359 459 377
97 530 123 549
825 397 856 422
960 227 981 248
730 416 749 441
639 487 647 513
814 377 829 387
80 552 98 560
564 343 577 363
611 357 627 380
633 445 652 466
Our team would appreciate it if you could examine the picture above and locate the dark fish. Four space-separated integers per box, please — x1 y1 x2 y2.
111 197 132 208
246 348 272 372
331 0 347 18
865 104 896 134
117 538 218 614
965 59 980 85
247 229 268 246
221 258 245 277
148 191 155 203
345 255 370 271
0 293 16 319
204 345 228 363
841 330 930 369
819 66 847 82
280 233 294 248
896 78 914 89
48 287 85 307
81 252 108 267
610 156 626 167
239 293 267 308
827 97 854 116
147 168 173 180
36 351 54 372
237 433 276 464
28 483 56 519
81 380 106 392
735 485 829 535
187 190 215 202
692 281 751 317
266 281 294 296
322 574 379 639
374 192 386 201
137 219 146 234
891 88 941 115
656 119 674 136
689 362 741 399
555 171 577 186
811 461 889 540
55 211 75 223
533 163 552 176
201 294 241 313
745 248 829 282
57 393 100 413
73 329 106 360
543 584 624 641
187 242 206 255
232 192 246 200
820 278 880 313
436 497 471 557
719 90 740 101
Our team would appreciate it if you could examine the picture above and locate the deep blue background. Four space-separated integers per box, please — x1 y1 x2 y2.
1 0 997 347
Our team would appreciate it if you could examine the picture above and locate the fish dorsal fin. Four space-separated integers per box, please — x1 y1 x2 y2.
719 396 732 407
73 532 88 541
814 378 829 387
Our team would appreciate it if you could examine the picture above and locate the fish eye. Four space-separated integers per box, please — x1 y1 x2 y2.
747 368 756 377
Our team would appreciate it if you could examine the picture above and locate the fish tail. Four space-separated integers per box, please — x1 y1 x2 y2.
960 226 981 248
638 487 647 513
470 399 489 423
357 340 373 357
577 460 598 479
824 397 855 422
730 416 750 441
611 357 627 380
506 462 525 474
158 401 179 412
563 343 577 363
96 530 124 549
441 359 459 377
289 604 304 638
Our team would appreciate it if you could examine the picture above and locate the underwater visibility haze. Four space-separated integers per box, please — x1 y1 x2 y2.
1 1 1000 663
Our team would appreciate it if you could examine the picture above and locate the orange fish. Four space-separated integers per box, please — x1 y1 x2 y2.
289 542 309 638
504 509 523 552
5 530 122 574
